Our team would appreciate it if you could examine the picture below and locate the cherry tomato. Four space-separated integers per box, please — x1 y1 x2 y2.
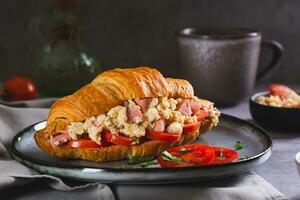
66 139 102 148
269 84 293 99
103 131 133 146
196 110 209 122
183 121 201 134
157 144 215 168
210 147 238 164
3 76 37 101
146 130 181 142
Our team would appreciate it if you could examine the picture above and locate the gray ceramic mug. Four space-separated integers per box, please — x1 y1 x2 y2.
177 27 283 106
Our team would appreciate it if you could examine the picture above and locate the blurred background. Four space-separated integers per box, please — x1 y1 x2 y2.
0 0 299 86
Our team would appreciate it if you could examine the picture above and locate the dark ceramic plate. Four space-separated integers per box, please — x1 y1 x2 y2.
250 91 300 130
10 114 272 184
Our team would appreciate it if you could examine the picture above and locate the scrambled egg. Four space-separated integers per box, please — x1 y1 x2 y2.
83 117 103 144
256 92 300 108
149 98 159 108
167 122 183 134
67 96 219 144
170 111 185 124
185 115 197 124
146 108 160 122
106 106 127 129
120 123 146 138
68 122 85 140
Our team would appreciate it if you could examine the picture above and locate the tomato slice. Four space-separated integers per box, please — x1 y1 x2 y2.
146 131 181 142
157 144 215 168
103 131 133 146
211 147 238 164
157 144 239 168
196 110 209 122
157 156 196 168
66 139 102 148
172 144 214 164
269 84 293 99
183 121 201 134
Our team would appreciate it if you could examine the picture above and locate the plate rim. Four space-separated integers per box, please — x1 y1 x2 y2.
10 114 272 173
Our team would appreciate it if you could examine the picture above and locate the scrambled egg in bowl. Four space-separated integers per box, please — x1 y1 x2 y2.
256 84 300 109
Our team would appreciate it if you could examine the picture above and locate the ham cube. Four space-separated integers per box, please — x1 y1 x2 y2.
176 99 192 116
135 98 153 112
153 118 165 132
127 103 143 123
191 101 202 114
50 131 70 147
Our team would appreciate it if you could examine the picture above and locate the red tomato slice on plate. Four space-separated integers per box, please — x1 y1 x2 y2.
103 131 133 146
196 110 209 122
157 156 196 168
157 144 215 168
268 84 293 98
146 131 181 142
210 147 238 164
173 144 214 164
66 139 102 148
183 121 201 134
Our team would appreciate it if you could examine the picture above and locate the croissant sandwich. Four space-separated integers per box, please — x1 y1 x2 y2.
35 67 220 162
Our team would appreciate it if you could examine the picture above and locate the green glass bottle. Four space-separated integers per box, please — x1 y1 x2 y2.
32 0 101 97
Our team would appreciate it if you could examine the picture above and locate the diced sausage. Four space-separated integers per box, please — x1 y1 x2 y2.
135 98 153 112
191 101 202 114
153 118 165 132
127 104 143 123
176 99 192 116
50 131 70 147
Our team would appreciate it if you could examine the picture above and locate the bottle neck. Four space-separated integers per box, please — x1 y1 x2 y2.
52 10 76 21
48 0 80 46
51 0 78 20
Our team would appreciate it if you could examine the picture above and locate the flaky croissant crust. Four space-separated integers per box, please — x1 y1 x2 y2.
35 66 220 162
46 67 194 134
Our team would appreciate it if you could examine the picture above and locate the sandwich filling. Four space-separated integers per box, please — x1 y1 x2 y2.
51 97 220 148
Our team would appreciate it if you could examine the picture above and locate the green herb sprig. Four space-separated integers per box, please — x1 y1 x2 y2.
161 151 184 163
235 141 244 150
126 156 157 168
178 148 193 155
127 156 155 164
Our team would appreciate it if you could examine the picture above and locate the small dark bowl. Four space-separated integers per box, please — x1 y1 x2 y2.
249 91 300 131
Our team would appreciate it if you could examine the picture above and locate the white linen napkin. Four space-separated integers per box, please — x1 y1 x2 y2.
0 104 114 200
0 103 287 200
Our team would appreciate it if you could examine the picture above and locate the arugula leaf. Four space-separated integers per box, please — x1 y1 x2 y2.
178 148 193 155
161 151 184 163
127 156 155 165
235 141 244 150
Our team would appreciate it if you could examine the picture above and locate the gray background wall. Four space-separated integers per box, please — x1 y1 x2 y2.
0 0 299 84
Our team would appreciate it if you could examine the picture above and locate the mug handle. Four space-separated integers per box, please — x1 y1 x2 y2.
256 40 283 81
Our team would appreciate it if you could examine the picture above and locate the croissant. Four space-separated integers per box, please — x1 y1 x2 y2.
35 67 220 162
